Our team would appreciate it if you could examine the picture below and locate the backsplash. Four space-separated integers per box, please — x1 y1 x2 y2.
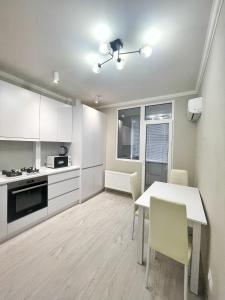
0 141 34 170
41 142 71 166
0 141 72 170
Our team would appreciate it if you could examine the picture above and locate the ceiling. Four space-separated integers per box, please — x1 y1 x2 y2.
0 0 212 106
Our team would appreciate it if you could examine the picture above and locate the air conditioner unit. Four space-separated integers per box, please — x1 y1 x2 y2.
187 97 202 121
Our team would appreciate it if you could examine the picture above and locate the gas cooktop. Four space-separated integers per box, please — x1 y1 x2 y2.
2 167 39 177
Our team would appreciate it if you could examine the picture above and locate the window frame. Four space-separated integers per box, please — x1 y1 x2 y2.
116 105 141 162
115 100 174 163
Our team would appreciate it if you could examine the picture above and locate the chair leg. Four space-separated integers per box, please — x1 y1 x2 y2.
131 212 135 240
184 265 188 300
145 236 151 288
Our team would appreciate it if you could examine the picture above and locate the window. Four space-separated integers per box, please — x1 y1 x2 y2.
145 103 172 120
117 107 140 160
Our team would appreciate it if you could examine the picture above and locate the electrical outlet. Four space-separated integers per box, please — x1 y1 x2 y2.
208 269 213 291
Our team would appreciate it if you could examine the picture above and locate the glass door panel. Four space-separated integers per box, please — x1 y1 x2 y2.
145 122 169 190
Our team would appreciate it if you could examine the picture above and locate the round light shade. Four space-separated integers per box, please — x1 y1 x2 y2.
99 42 109 54
92 63 101 74
94 24 111 41
140 45 153 58
116 58 125 70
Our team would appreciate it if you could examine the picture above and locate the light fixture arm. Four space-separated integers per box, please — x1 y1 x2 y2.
120 49 141 56
98 53 113 67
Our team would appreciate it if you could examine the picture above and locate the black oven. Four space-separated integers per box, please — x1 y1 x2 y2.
7 176 48 223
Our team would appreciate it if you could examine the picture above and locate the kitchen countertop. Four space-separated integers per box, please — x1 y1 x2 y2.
0 166 80 186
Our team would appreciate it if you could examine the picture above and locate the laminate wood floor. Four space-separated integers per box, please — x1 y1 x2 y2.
0 191 204 300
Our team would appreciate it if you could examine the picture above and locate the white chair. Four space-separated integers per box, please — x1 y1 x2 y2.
145 197 192 300
169 169 188 186
130 172 141 240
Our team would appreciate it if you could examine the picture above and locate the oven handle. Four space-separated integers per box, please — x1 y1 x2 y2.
11 183 48 194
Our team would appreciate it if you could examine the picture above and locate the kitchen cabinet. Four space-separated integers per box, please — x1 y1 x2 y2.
81 105 105 168
48 169 80 215
40 96 58 141
72 103 105 202
0 185 7 239
40 96 73 142
57 102 73 142
0 80 40 140
81 165 104 201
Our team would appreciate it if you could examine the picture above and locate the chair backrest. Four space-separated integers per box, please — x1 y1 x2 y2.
149 196 189 265
130 172 141 202
169 169 188 186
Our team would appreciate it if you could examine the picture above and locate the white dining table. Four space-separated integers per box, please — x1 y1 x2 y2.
135 181 207 295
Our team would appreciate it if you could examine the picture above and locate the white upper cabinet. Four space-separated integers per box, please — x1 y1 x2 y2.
57 102 73 143
0 80 40 140
40 96 58 141
40 95 72 142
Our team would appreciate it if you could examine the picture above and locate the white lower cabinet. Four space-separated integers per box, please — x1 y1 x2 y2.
81 165 104 202
0 185 7 239
48 189 79 215
48 170 80 216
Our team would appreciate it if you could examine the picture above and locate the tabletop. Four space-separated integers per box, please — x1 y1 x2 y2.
135 181 207 225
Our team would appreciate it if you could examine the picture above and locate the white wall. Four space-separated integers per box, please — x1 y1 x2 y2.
101 96 196 188
195 3 225 299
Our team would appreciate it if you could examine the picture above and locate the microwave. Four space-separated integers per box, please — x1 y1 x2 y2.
47 155 72 169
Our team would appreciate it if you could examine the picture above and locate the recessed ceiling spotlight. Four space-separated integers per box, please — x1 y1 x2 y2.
94 95 101 104
53 71 60 84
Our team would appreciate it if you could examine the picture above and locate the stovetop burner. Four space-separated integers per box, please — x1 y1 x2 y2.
2 169 22 177
2 167 39 177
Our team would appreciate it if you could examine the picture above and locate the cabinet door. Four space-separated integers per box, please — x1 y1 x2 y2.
0 80 40 139
40 96 58 141
93 111 105 166
57 102 72 142
82 105 95 168
81 105 105 168
93 165 104 193
81 168 94 201
0 185 7 239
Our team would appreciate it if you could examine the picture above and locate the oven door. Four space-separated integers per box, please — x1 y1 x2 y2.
8 178 48 223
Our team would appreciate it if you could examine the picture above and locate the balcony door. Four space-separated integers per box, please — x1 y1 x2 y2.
142 103 173 191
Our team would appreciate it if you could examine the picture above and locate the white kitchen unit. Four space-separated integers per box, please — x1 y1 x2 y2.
57 101 73 142
72 102 105 202
0 80 40 140
0 185 7 239
48 168 80 215
40 95 73 142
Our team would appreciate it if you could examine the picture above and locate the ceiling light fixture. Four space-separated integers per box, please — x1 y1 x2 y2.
53 71 60 84
140 44 153 58
116 57 125 70
92 63 101 74
99 41 109 54
91 30 159 73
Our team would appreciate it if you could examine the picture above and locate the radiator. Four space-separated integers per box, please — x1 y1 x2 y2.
104 170 132 193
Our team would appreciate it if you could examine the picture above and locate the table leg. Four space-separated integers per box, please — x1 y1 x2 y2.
190 222 201 295
137 206 144 264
